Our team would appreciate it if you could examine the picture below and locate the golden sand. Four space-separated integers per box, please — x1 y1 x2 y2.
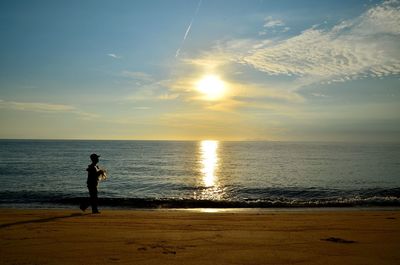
0 209 399 264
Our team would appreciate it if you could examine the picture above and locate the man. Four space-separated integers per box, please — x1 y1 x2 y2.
80 153 104 214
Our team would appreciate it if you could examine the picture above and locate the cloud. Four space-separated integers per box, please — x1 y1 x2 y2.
120 71 180 101
0 99 97 119
182 55 229 70
134 106 151 110
158 93 180 100
238 83 305 103
259 16 289 36
121 71 154 83
107 53 122 59
164 71 304 113
0 99 76 112
222 0 400 88
311 93 328 98
241 1 400 86
263 17 285 28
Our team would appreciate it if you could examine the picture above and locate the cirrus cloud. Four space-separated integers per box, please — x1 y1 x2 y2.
0 99 98 120
223 0 400 89
107 53 122 59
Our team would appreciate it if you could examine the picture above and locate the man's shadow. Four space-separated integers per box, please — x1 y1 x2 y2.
0 212 90 229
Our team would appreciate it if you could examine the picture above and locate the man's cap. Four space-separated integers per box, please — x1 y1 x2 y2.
90 153 100 160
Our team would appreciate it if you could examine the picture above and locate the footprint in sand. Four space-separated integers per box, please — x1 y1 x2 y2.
321 237 356 243
147 243 178 255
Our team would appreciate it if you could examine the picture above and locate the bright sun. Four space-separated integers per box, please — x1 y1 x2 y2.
195 75 226 100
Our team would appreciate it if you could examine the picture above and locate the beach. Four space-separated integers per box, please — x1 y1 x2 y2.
0 209 399 264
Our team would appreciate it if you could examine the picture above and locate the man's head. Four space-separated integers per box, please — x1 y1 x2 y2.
90 153 100 163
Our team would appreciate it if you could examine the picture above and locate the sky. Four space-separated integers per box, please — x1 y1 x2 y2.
0 0 399 142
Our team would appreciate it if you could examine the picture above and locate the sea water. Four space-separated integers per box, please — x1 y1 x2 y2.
0 140 399 208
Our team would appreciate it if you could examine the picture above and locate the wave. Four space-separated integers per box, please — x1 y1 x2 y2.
54 196 400 208
1 187 399 208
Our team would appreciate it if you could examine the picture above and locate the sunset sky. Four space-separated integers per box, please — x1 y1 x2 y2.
0 0 399 141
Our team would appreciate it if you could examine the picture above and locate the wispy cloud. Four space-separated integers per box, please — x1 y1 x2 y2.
0 99 76 112
259 16 289 36
158 93 180 100
311 93 328 98
263 16 285 28
0 99 97 119
121 71 154 83
134 106 151 110
165 72 304 113
121 71 180 101
107 53 122 59
235 0 400 88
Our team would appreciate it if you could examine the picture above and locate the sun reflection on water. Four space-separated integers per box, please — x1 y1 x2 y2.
200 140 219 187
196 140 226 200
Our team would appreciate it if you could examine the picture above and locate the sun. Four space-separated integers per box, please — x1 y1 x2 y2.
195 75 226 100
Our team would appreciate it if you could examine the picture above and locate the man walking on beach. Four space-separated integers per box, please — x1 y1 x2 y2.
80 153 105 214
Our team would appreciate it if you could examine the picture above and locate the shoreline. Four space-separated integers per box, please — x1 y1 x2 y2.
1 203 400 212
1 208 399 264
0 203 400 212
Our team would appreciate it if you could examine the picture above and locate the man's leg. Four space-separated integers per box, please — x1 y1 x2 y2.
89 187 99 213
80 187 91 211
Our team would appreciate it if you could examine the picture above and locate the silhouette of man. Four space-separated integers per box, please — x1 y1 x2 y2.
80 153 104 214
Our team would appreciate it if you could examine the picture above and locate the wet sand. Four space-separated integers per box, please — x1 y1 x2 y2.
0 209 399 264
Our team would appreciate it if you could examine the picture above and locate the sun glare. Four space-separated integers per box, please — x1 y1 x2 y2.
195 75 226 100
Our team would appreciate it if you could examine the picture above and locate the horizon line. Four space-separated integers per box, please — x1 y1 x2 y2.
0 138 399 144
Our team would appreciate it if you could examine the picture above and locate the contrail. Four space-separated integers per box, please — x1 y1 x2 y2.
176 0 202 58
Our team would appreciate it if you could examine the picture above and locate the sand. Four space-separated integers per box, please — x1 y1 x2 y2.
0 209 399 265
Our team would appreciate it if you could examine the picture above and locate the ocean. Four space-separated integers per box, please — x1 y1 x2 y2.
0 140 399 209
